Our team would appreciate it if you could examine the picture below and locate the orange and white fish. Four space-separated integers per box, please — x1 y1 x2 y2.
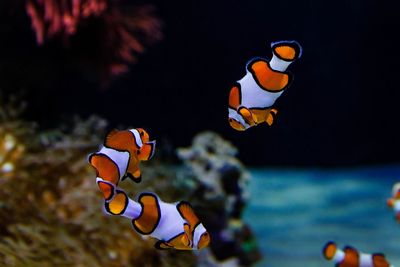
89 128 156 202
89 128 209 250
228 40 302 131
102 188 210 250
387 182 400 222
322 241 392 267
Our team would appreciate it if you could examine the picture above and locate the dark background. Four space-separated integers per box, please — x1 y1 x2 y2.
1 0 399 167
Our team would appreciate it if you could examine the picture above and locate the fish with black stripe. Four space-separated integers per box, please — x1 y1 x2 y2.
322 241 393 267
228 40 302 131
103 189 210 250
88 128 155 204
387 182 400 222
89 128 210 250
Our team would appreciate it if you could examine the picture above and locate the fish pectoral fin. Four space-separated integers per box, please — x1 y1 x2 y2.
138 141 156 161
154 240 173 250
124 171 142 183
181 233 190 247
266 108 278 126
238 106 256 126
96 179 116 201
181 223 191 246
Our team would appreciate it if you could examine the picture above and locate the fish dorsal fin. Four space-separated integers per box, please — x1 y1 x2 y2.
372 253 390 267
177 201 200 232
104 129 120 148
132 193 161 235
104 129 136 153
106 129 119 141
340 246 359 267
181 223 191 246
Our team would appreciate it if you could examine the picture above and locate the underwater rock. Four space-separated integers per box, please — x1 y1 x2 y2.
0 110 196 266
177 131 262 266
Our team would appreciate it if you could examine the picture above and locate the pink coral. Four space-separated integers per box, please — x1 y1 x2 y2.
25 0 163 79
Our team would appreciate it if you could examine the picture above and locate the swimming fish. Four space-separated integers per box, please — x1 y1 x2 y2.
322 241 392 267
89 128 209 250
102 188 210 250
387 182 400 222
89 128 156 202
228 40 302 131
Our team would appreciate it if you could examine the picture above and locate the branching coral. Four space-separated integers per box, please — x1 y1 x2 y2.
25 0 163 79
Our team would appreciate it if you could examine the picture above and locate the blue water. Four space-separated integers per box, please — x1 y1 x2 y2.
243 165 400 267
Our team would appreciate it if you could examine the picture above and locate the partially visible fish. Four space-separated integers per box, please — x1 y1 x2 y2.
322 241 392 267
387 182 400 222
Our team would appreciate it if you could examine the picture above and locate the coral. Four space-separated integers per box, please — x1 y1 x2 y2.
0 98 260 266
25 0 163 79
177 131 262 266
0 101 195 266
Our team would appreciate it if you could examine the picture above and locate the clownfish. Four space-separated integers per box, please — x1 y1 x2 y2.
322 241 392 267
88 128 156 202
387 182 400 222
102 188 210 250
228 40 302 131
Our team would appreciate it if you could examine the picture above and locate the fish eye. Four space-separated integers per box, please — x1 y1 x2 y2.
137 150 141 154
140 131 144 136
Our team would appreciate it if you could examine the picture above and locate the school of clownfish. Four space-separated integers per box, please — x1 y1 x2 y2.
88 40 398 265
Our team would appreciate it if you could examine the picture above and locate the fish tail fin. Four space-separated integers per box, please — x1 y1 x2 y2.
322 241 338 260
271 40 302 61
270 40 302 72
372 253 390 267
104 189 129 215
